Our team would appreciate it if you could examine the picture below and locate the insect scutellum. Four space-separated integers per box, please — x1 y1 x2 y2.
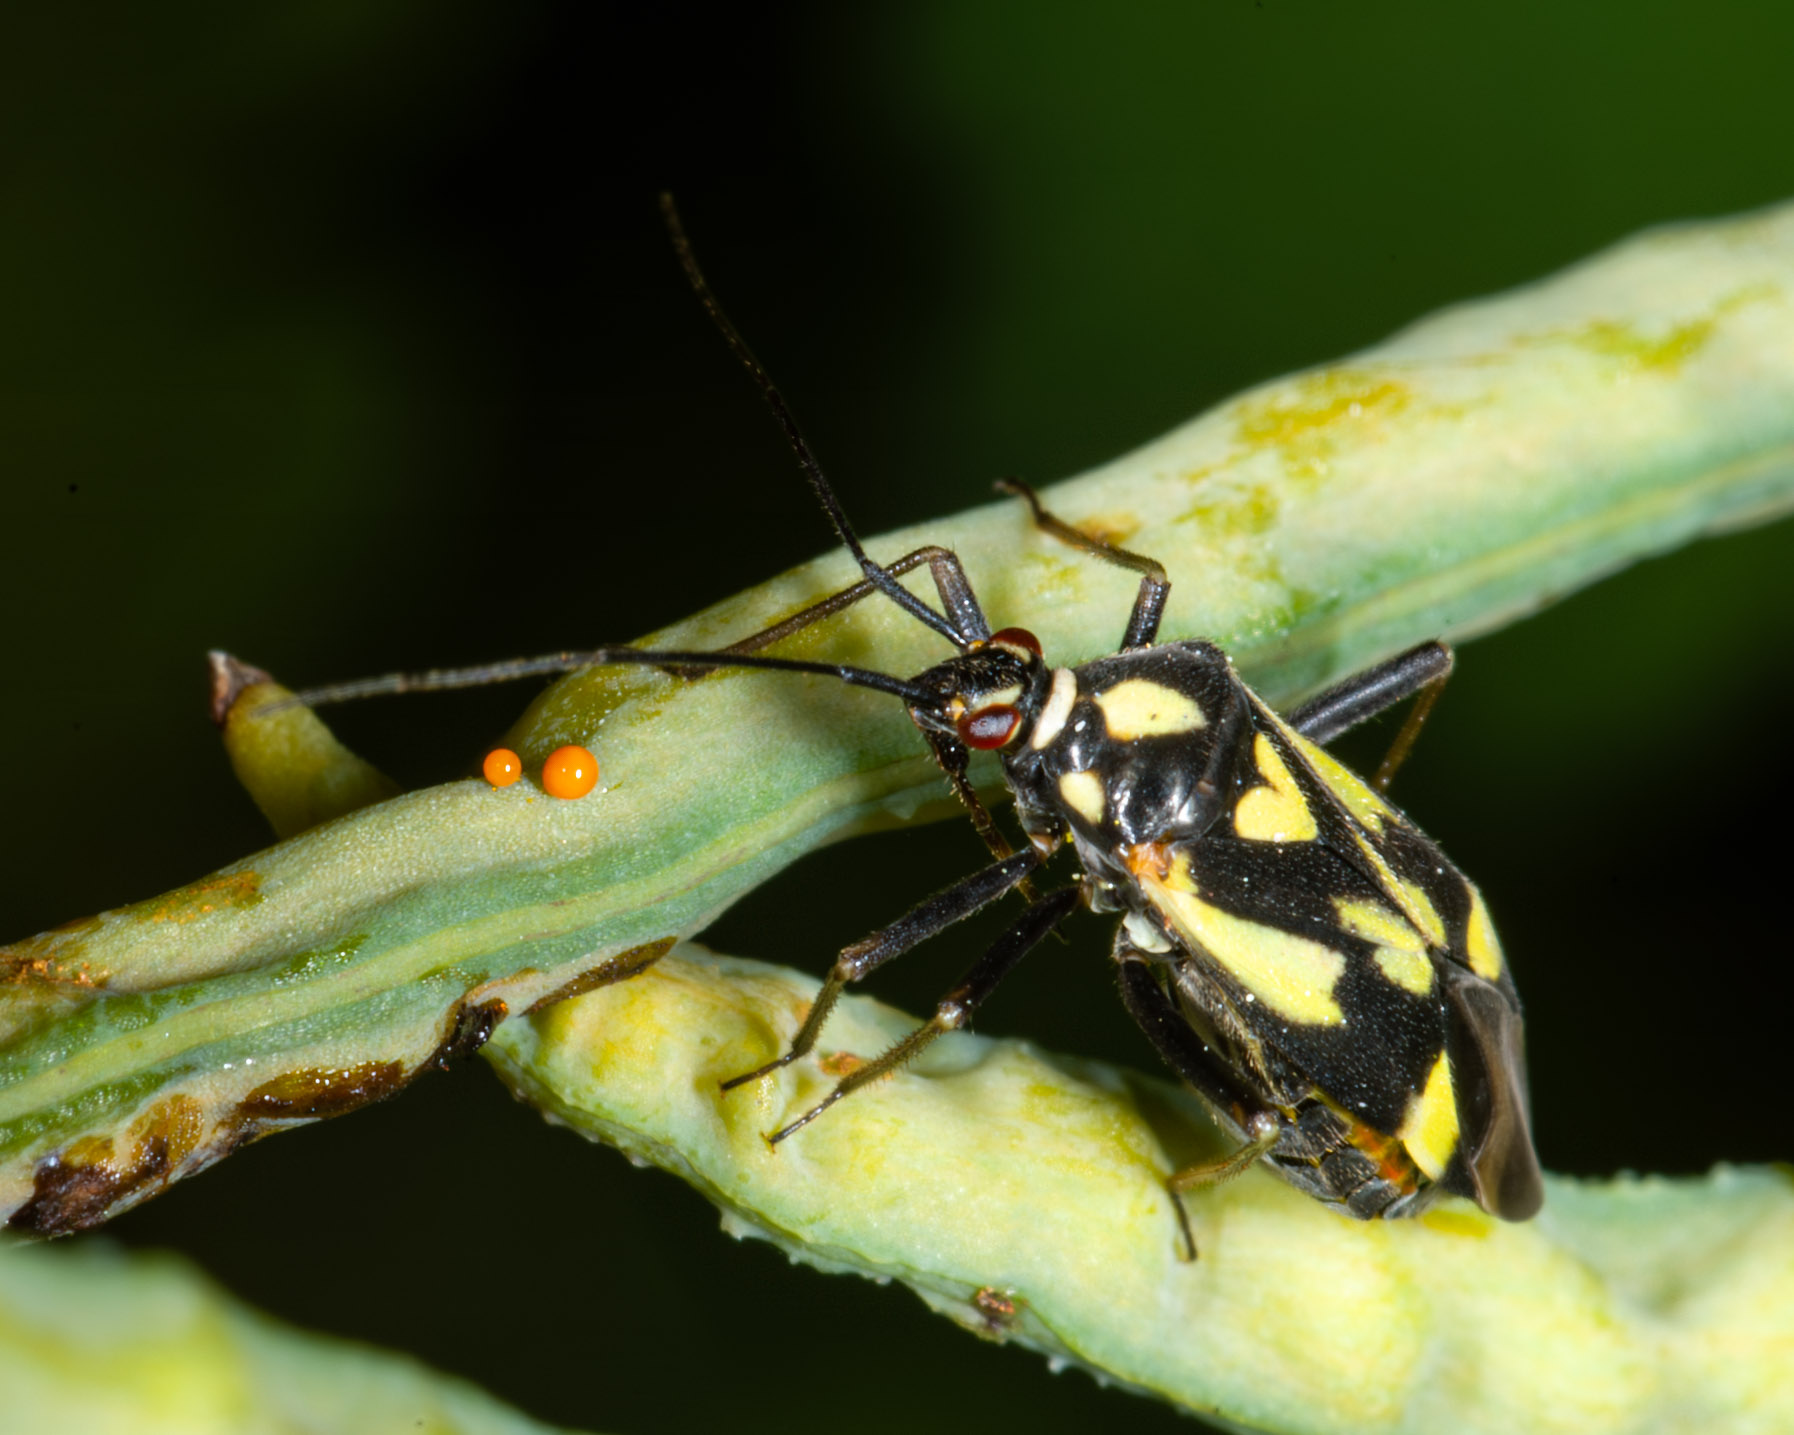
282 195 1544 1259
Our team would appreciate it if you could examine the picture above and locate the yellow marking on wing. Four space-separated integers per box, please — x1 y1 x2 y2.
1290 731 1394 834
1093 678 1206 740
1234 734 1319 843
1337 822 1448 960
1464 884 1504 981
1272 700 1453 968
1057 770 1106 826
1336 897 1434 995
1399 1051 1461 1181
1373 945 1434 995
1396 879 1447 947
1345 829 1404 910
1335 897 1419 950
1146 856 1345 1025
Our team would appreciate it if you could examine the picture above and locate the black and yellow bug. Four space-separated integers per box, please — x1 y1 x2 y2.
288 197 1544 1254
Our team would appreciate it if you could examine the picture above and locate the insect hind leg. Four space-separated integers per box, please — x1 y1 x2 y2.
720 848 1041 1094
759 882 1079 1144
1284 640 1454 791
1114 950 1282 1260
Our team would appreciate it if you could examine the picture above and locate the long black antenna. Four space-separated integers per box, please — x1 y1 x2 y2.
263 647 933 715
658 193 967 650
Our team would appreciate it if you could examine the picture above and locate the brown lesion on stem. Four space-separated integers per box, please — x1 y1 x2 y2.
7 1095 205 1237
521 936 676 1016
237 1060 410 1121
1 920 106 988
427 997 511 1070
208 651 275 726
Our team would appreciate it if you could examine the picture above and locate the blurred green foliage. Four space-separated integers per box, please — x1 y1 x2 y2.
3 4 1792 1432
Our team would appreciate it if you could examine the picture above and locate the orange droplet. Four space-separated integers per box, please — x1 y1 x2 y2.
542 744 599 799
482 748 523 787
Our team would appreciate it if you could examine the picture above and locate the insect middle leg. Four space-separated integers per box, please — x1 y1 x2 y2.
754 880 1080 1145
1284 640 1455 791
1114 949 1282 1260
721 847 1043 1095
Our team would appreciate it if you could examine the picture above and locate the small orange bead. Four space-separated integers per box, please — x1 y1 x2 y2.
482 748 523 787
541 744 599 800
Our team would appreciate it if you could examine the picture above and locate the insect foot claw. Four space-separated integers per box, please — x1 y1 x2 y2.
1170 1191 1199 1263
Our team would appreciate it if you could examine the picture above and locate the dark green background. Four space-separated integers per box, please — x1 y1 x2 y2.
5 5 1793 1431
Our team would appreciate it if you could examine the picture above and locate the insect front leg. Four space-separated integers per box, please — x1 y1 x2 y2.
996 478 1170 650
717 545 992 660
763 883 1080 1144
1113 948 1282 1260
1283 640 1454 790
720 848 1043 1095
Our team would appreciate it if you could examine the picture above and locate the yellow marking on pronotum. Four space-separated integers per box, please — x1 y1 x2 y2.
1234 734 1318 843
1291 731 1395 834
1335 897 1434 995
1399 1051 1461 1181
1093 678 1206 740
1057 770 1106 826
1146 856 1346 1025
1464 885 1504 980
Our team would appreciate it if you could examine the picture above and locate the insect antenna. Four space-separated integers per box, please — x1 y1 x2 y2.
657 193 979 650
262 647 932 715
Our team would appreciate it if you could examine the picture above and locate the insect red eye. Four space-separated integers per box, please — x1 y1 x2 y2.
989 627 1042 658
957 704 1022 750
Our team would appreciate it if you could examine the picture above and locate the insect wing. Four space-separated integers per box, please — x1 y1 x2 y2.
1138 690 1539 1214
1139 773 1448 1139
1441 965 1544 1218
1265 696 1541 1212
